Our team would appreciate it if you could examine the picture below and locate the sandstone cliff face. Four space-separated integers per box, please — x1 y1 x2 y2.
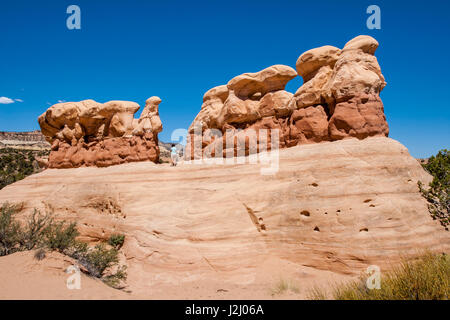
38 97 163 168
0 130 47 142
0 130 50 150
187 35 389 159
0 137 447 298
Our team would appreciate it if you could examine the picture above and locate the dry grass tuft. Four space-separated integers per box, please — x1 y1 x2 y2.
308 252 449 300
270 278 300 296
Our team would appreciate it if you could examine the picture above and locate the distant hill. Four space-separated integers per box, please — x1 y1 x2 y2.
0 130 50 150
0 130 175 155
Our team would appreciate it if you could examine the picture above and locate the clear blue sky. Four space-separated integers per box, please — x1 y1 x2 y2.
1 0 449 158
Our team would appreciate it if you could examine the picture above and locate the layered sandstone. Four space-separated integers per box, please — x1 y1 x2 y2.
38 97 163 168
187 35 389 159
0 130 47 143
0 137 447 298
0 130 50 150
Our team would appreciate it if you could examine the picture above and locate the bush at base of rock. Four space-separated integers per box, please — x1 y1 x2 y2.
0 203 127 288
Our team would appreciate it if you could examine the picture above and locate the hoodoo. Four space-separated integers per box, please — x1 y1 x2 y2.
187 35 389 159
38 97 163 168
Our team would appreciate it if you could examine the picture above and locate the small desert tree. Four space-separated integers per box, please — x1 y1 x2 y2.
419 149 449 229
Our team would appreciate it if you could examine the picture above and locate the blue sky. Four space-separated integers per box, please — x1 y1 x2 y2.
0 0 449 158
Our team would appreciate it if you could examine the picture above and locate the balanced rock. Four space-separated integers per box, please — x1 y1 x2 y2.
38 97 163 168
187 35 389 159
295 45 340 82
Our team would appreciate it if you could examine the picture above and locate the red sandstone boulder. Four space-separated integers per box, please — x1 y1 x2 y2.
328 93 388 140
38 97 163 168
289 106 329 144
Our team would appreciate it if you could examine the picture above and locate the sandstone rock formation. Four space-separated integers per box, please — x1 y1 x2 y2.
0 137 448 298
187 35 389 159
38 97 163 168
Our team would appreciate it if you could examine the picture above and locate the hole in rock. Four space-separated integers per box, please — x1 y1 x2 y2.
322 103 333 120
314 226 320 232
359 228 369 232
311 183 319 187
300 210 310 217
369 204 375 207
364 199 372 203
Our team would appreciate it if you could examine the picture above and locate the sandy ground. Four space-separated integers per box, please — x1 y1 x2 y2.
0 250 354 299
0 251 129 299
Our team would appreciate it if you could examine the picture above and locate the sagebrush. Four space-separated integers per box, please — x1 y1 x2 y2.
0 202 127 288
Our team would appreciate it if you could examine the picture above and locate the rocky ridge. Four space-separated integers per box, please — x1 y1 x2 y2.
0 130 50 150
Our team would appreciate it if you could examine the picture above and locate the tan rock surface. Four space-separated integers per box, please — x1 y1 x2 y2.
188 85 229 134
0 137 448 299
227 64 297 98
342 35 379 54
295 45 340 82
216 65 297 128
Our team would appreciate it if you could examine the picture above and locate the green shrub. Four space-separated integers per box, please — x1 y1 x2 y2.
103 265 128 288
20 209 52 250
108 234 125 249
0 203 22 256
44 221 79 252
419 149 449 229
0 203 127 288
0 204 52 255
81 243 119 278
309 253 450 300
70 242 127 287
0 148 44 190
67 240 89 259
